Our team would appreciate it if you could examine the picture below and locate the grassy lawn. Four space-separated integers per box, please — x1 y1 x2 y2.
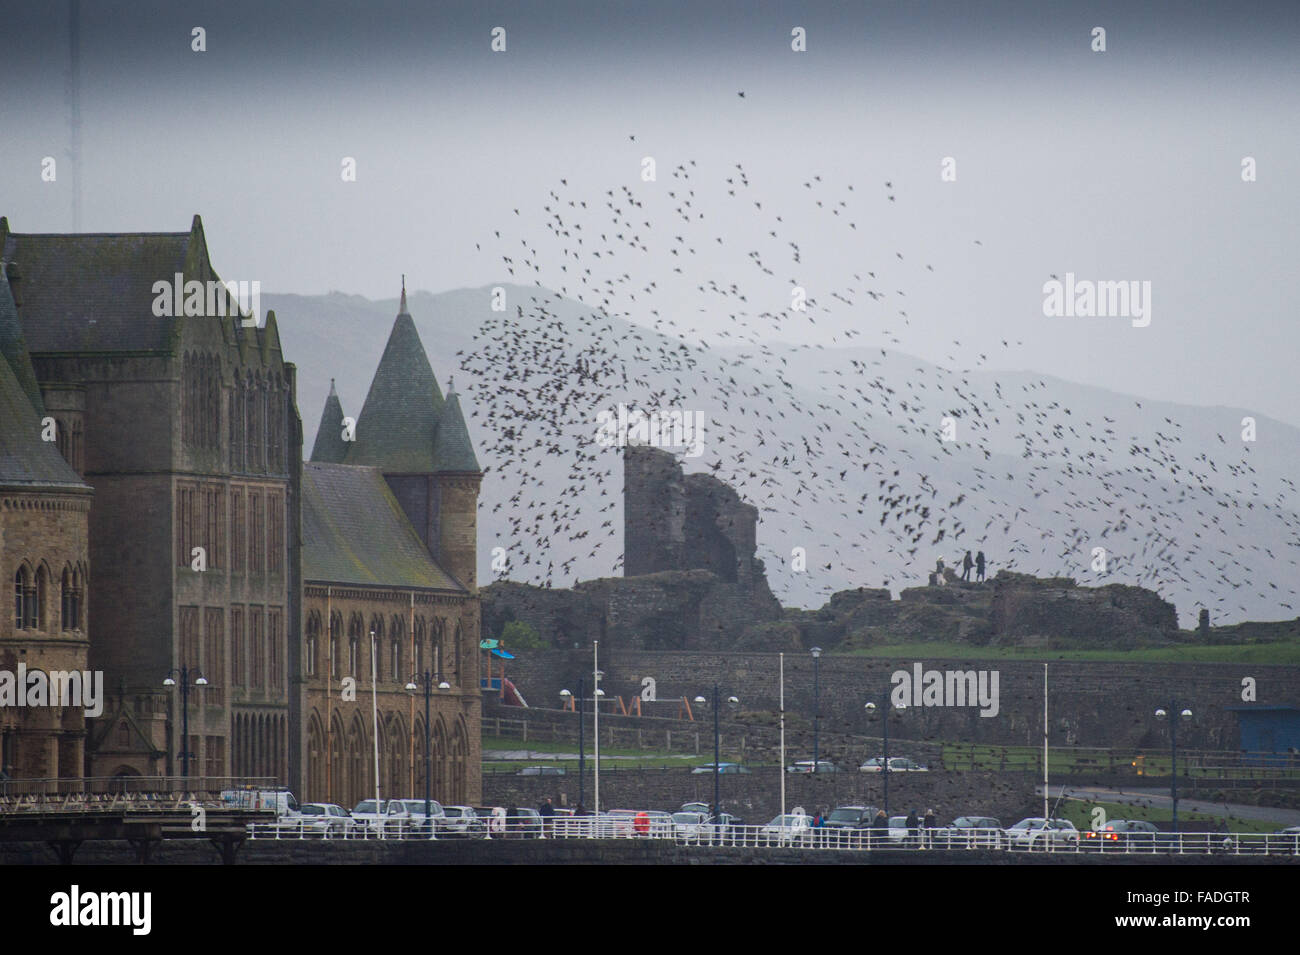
841 640 1300 664
941 742 1300 780
482 735 750 771
1055 798 1286 834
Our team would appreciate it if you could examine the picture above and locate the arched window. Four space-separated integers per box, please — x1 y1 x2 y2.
61 567 72 630
305 613 320 678
329 612 342 680
15 567 28 630
34 567 47 630
348 614 362 677
453 623 463 686
413 617 426 676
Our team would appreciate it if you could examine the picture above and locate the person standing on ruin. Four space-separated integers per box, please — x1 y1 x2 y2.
962 551 974 581
975 551 986 582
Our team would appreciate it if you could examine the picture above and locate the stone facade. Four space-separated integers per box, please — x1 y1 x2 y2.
0 491 93 780
7 215 302 787
300 288 483 808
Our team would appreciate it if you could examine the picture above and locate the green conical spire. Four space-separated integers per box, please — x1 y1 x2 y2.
433 379 480 474
345 289 444 472
310 378 350 463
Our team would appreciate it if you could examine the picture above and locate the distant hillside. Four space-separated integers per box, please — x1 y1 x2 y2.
266 285 1300 626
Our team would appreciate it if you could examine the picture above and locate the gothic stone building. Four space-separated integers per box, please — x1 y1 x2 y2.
303 286 482 808
0 252 93 782
2 214 302 787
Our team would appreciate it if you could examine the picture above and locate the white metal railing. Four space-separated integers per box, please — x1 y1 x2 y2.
242 817 1300 856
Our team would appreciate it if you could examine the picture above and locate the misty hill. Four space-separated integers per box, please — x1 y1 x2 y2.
267 285 1300 628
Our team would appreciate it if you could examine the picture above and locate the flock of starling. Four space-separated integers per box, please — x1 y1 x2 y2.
457 144 1299 628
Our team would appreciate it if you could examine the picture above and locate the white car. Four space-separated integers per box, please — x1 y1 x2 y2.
293 803 354 838
670 811 711 844
760 812 814 846
350 799 388 832
386 798 444 835
1006 817 1080 850
859 757 928 773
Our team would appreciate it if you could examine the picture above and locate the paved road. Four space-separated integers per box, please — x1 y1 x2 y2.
1038 784 1300 827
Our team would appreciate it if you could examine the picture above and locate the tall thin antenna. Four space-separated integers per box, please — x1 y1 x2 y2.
68 0 82 232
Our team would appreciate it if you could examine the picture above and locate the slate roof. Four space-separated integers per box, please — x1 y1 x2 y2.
0 266 44 414
301 462 464 591
344 311 445 472
0 321 91 490
2 228 191 353
309 379 350 463
432 387 481 473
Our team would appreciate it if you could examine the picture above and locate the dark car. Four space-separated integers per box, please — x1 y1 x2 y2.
823 805 880 830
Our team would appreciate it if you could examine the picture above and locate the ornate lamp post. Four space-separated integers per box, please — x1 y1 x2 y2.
163 666 207 780
406 671 450 829
1156 704 1193 832
693 686 740 820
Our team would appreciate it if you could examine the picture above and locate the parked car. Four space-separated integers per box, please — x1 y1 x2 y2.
293 803 354 838
350 799 388 832
859 756 928 773
1006 817 1080 850
384 798 443 835
823 806 880 830
887 815 915 845
691 762 752 775
671 811 712 844
516 765 566 776
508 807 544 839
1083 819 1161 851
438 805 488 838
760 811 814 846
680 801 712 815
939 816 1005 849
786 760 841 774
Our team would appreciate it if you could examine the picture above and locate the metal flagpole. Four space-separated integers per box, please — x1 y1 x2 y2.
1043 663 1049 819
372 630 382 837
593 640 600 815
779 652 786 817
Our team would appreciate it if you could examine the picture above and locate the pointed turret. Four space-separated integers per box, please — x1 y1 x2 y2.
310 379 350 463
344 285 444 471
432 379 480 474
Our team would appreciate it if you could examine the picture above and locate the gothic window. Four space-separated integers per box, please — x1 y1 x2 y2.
305 613 320 678
34 567 47 630
330 612 342 680
14 567 28 630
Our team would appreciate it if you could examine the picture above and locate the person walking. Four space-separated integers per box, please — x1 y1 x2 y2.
976 551 986 582
923 808 936 848
871 809 888 849
906 808 920 848
538 796 555 838
962 551 973 581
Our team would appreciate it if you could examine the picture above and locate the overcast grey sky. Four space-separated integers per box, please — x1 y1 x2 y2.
3 0 1297 424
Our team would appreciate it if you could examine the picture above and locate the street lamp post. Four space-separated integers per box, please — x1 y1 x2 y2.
865 691 903 816
560 681 585 808
1156 703 1193 832
694 686 740 821
406 671 450 828
163 665 208 780
810 647 822 769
